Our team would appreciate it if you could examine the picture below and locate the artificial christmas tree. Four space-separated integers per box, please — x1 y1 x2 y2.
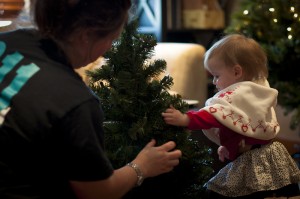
87 20 213 199
225 0 300 129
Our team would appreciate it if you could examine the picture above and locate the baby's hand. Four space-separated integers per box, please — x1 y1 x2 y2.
161 106 189 127
217 146 229 162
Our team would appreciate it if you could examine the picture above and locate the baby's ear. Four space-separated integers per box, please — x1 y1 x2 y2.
233 64 243 80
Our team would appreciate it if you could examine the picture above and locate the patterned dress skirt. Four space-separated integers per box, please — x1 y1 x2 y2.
205 141 300 197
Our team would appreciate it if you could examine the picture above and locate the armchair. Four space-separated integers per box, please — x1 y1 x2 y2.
76 42 208 107
152 42 207 107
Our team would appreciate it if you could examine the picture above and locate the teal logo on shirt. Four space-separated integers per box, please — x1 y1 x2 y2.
0 41 40 125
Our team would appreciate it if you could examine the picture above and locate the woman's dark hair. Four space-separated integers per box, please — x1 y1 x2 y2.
32 0 131 40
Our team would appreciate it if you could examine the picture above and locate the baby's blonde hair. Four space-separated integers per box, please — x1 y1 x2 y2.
204 34 268 81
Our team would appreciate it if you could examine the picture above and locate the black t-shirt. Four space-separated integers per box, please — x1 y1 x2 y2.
0 29 114 199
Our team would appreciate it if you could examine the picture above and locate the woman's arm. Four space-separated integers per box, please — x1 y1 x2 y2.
70 139 182 199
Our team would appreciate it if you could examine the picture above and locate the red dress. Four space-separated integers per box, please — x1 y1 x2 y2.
187 109 270 160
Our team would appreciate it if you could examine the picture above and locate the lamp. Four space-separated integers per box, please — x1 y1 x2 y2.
0 0 25 27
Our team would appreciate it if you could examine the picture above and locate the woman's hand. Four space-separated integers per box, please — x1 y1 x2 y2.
133 139 182 178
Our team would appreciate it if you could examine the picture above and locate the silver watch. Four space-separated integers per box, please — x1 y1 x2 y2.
126 162 144 186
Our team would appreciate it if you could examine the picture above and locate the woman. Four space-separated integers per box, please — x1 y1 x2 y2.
0 0 182 199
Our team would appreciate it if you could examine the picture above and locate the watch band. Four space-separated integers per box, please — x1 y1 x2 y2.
126 162 144 186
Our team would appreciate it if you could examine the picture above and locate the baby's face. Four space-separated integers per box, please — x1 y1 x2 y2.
206 57 241 91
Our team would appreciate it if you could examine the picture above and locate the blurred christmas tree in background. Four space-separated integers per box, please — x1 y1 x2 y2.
225 0 300 129
87 20 213 199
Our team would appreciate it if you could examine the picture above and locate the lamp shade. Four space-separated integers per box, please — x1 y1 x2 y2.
0 0 25 19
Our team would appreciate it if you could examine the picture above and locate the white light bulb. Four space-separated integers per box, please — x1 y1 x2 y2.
291 7 295 12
